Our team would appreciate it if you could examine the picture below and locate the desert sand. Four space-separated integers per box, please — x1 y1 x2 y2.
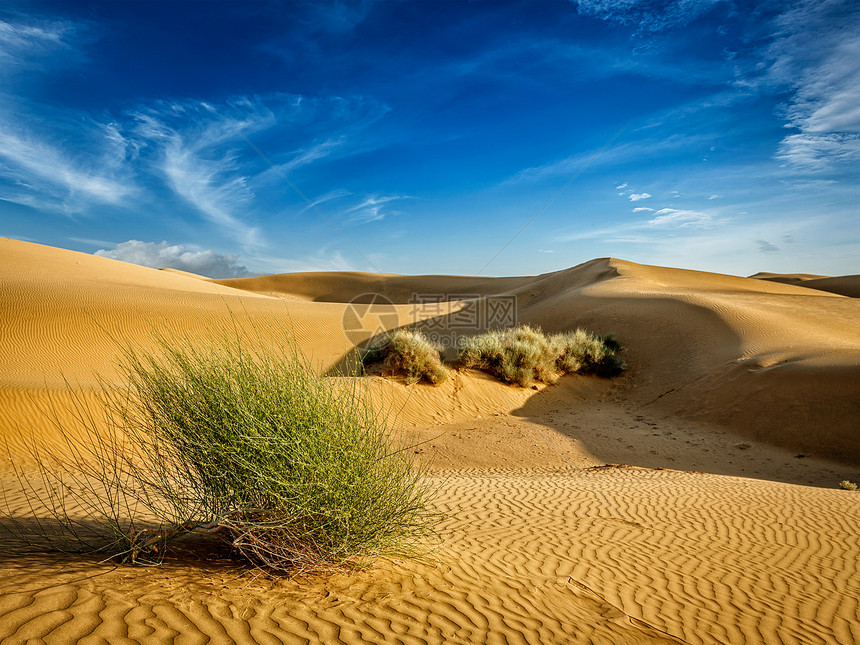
751 271 860 299
1 236 858 644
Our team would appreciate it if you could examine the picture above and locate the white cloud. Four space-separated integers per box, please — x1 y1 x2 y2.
94 240 251 278
0 18 77 70
277 137 346 176
767 1 860 169
0 17 133 214
342 194 409 224
132 100 275 246
649 207 721 228
632 207 653 212
162 143 259 245
707 194 721 199
629 192 651 201
558 205 726 242
777 132 860 169
297 188 351 215
0 122 134 212
616 182 628 189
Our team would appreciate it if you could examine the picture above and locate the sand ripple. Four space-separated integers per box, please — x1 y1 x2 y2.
2 467 858 644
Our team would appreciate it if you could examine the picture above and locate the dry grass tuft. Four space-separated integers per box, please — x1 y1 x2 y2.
379 330 449 385
459 325 625 387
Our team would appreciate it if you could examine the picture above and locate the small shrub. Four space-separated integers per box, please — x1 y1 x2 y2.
8 331 436 574
553 329 627 377
839 480 858 491
459 325 558 387
458 325 625 386
381 330 449 385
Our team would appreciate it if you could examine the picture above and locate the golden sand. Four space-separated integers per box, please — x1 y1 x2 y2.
1 237 858 644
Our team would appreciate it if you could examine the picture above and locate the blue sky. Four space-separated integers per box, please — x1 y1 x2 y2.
1 0 858 278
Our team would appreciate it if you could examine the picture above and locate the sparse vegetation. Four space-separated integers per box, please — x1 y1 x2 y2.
378 329 450 385
458 324 626 387
839 480 858 491
9 331 436 574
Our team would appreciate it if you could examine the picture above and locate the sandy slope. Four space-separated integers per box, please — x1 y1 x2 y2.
752 271 860 298
221 257 860 463
1 238 859 644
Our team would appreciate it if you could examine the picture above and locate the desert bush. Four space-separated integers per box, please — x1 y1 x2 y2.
839 480 858 491
458 325 558 387
380 329 449 385
8 331 435 574
552 329 627 377
458 325 625 386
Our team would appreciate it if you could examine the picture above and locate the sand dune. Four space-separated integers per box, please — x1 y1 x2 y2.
2 237 859 644
800 275 860 298
220 255 860 462
749 271 828 283
751 271 860 298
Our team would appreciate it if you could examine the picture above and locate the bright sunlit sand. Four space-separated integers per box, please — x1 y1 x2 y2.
3 0 859 641
2 237 858 644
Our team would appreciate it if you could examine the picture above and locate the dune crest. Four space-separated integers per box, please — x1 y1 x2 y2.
752 271 860 298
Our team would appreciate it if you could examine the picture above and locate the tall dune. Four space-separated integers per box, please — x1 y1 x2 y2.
219 255 860 462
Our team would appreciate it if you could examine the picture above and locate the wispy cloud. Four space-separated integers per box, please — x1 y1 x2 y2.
777 132 860 169
131 98 282 246
0 120 134 213
0 16 80 71
629 192 651 201
571 0 723 32
505 134 707 184
342 194 408 224
559 204 726 242
649 207 722 228
95 239 252 278
277 137 346 175
632 206 653 212
766 1 860 169
0 16 132 213
297 188 351 215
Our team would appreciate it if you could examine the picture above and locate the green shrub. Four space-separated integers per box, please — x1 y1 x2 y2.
9 331 435 574
839 480 858 491
458 325 558 387
381 329 449 385
458 325 625 386
552 329 627 377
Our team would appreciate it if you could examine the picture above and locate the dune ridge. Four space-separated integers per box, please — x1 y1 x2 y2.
220 253 860 462
751 271 860 298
